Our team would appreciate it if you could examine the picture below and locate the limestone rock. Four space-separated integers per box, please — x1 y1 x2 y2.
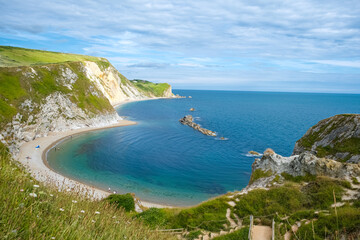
179 115 217 137
293 114 360 163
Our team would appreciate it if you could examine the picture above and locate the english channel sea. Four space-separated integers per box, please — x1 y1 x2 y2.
47 90 360 206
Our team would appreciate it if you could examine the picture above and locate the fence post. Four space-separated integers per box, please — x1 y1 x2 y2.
272 218 275 240
248 215 253 240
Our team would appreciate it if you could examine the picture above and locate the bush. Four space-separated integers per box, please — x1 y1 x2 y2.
234 186 305 217
213 227 249 240
170 198 229 232
302 178 344 209
137 208 168 229
105 193 135 212
281 172 316 183
186 230 202 240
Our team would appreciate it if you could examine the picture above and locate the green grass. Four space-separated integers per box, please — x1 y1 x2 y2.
168 198 230 232
106 193 135 212
213 227 249 240
248 169 273 184
0 62 114 129
296 206 360 239
0 46 104 67
316 138 360 159
136 208 169 229
296 114 360 161
0 143 174 240
281 172 317 183
131 80 170 97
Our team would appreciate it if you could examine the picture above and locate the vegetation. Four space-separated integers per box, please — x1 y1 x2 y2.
316 137 360 160
106 193 135 212
213 227 249 240
0 143 173 239
169 197 230 232
281 172 317 182
0 46 105 67
136 208 169 229
295 114 360 161
131 79 170 97
296 206 360 239
0 61 114 130
248 169 273 184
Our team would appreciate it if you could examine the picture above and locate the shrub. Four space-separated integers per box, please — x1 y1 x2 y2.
281 172 316 183
302 178 344 209
170 198 229 232
105 193 135 212
186 230 202 240
137 208 168 229
249 169 273 184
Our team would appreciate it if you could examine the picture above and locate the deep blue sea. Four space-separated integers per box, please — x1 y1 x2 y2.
47 90 360 206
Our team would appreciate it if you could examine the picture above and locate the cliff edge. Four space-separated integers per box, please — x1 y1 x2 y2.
0 46 174 154
293 114 360 163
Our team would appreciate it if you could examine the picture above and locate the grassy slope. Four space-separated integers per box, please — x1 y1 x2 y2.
0 46 116 131
136 176 359 239
296 114 360 161
0 46 105 67
131 79 170 97
0 143 174 240
0 62 114 130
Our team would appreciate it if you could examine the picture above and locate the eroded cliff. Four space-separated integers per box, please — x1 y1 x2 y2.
0 46 174 154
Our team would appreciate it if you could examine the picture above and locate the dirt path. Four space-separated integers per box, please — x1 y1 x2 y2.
252 226 272 240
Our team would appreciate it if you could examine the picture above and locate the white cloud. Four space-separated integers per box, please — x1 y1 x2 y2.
310 60 360 68
1 0 360 92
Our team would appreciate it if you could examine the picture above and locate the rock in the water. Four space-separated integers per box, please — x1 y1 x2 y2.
293 114 360 163
179 115 217 137
248 150 261 156
190 108 195 111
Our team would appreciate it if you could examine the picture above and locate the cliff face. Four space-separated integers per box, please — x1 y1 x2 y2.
0 47 174 154
293 114 360 163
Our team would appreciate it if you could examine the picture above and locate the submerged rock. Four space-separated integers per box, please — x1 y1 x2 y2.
179 115 217 137
190 108 195 111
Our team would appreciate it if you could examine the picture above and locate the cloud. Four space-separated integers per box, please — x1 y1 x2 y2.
310 60 360 68
1 0 360 92
127 62 169 68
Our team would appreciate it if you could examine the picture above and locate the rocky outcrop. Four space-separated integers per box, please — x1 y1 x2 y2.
252 150 360 180
179 115 217 136
293 114 360 163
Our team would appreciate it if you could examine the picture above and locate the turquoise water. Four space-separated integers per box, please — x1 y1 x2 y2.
47 90 360 206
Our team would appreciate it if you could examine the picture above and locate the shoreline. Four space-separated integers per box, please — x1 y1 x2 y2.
17 98 178 209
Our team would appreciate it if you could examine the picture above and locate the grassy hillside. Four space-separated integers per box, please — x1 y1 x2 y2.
0 143 174 239
294 114 360 162
131 79 171 97
0 46 107 67
136 176 360 239
0 62 114 129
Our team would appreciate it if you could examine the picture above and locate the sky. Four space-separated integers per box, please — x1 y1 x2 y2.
1 0 360 93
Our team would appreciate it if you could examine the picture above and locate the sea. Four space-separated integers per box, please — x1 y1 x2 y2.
47 90 360 206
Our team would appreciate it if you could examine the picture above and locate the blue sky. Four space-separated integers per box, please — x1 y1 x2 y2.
1 0 360 93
